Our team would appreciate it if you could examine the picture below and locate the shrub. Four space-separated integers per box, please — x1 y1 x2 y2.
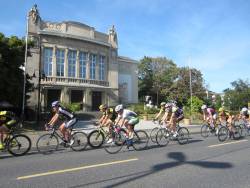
61 102 81 112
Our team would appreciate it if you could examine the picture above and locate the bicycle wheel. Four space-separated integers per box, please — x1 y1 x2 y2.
201 124 210 138
233 125 242 140
115 128 127 146
156 128 170 147
177 127 190 145
239 124 247 137
218 126 229 142
7 134 31 156
150 127 159 143
87 130 105 148
70 131 88 151
103 132 125 154
132 130 149 150
36 134 59 154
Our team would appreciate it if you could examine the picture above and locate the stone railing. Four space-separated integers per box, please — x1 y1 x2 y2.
41 76 109 87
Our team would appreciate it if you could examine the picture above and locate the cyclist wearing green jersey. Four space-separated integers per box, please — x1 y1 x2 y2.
0 111 17 150
114 104 139 141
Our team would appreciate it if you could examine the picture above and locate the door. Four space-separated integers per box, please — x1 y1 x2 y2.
71 90 83 103
91 91 102 111
47 89 61 108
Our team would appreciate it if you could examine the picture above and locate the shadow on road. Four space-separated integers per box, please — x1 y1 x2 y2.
70 151 233 188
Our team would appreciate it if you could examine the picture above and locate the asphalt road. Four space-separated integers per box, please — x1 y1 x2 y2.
1 134 250 188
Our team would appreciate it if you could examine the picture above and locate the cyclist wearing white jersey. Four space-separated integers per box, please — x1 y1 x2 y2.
114 104 139 141
47 101 77 145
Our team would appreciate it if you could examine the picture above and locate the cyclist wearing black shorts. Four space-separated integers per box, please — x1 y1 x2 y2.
48 101 76 145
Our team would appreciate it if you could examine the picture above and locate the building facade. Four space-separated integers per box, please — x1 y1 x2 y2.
26 5 138 112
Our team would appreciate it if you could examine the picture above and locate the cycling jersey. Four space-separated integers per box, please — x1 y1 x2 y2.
174 108 184 118
118 109 137 120
118 109 139 125
207 108 216 116
0 111 17 129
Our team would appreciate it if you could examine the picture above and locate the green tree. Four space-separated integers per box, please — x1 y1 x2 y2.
170 67 206 106
0 33 33 110
138 56 178 105
223 79 250 111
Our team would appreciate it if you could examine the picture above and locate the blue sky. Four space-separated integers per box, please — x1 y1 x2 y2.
1 0 250 93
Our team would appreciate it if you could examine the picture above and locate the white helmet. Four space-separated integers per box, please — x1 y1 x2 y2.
241 107 248 112
115 104 123 112
51 101 60 108
201 105 207 110
165 103 173 109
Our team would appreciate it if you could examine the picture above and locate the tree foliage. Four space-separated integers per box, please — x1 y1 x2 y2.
0 33 32 108
223 79 250 111
138 56 206 107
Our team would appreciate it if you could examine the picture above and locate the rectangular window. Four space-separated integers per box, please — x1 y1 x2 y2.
43 48 53 76
90 54 96 79
99 55 105 80
68 50 76 77
56 49 65 76
79 52 87 79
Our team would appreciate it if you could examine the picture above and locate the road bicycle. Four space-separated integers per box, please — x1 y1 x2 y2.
156 123 189 146
200 122 219 138
36 121 88 154
237 120 250 137
217 122 242 142
150 120 164 143
103 125 149 154
87 122 126 149
1 121 31 156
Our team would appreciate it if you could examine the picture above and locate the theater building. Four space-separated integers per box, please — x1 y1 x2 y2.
26 5 138 112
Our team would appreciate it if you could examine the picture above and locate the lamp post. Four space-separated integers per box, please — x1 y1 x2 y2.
21 13 29 120
189 67 193 122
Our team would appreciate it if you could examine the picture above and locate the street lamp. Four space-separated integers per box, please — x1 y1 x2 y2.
21 13 29 120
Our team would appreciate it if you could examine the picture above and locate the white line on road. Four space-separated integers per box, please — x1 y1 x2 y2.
208 139 248 148
17 158 138 180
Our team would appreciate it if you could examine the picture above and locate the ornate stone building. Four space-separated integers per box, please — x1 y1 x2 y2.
26 5 138 112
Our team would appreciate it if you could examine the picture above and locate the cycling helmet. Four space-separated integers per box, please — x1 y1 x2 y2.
160 102 166 106
115 104 123 112
218 107 225 112
241 107 248 112
99 104 107 110
106 108 114 114
165 103 173 109
201 104 207 110
51 101 60 108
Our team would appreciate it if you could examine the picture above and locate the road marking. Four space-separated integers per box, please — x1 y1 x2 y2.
208 139 248 148
17 158 138 180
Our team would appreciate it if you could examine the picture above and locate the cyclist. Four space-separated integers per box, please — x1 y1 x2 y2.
240 107 250 128
0 111 17 150
114 104 139 143
218 107 234 135
102 108 117 144
163 102 184 137
201 104 217 129
47 101 76 145
98 104 108 125
153 102 166 122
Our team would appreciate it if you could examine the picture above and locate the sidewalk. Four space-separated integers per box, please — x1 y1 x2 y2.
22 120 202 148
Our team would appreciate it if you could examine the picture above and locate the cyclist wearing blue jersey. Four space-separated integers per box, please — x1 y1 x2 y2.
47 101 76 145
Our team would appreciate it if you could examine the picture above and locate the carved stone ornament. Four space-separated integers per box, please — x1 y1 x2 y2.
29 4 40 24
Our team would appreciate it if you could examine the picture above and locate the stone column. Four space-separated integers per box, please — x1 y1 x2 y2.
62 87 70 104
64 48 68 78
76 50 80 78
52 46 57 77
83 88 92 111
